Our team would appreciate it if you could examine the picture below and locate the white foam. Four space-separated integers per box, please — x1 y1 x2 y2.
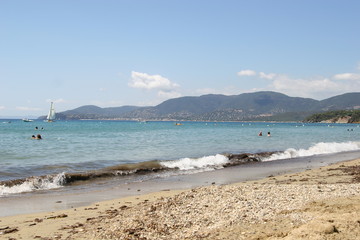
0 172 65 196
264 141 360 161
160 154 229 170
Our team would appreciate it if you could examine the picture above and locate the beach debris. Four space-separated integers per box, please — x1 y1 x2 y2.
60 222 84 230
63 182 360 239
84 207 98 211
0 226 18 235
341 165 360 182
119 205 129 210
223 151 277 167
11 160 360 240
47 213 68 219
105 209 119 215
34 218 43 223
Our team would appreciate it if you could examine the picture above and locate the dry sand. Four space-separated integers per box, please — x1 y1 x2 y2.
1 158 360 240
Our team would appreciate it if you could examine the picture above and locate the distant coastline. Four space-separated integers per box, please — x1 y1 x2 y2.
304 109 360 124
37 91 360 122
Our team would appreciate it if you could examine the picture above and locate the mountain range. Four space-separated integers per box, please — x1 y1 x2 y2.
45 91 360 122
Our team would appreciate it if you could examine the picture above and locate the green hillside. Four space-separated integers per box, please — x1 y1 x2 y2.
39 91 360 121
305 110 360 123
54 105 142 120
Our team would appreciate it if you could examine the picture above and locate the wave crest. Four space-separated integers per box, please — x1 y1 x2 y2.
160 154 229 170
2 141 359 196
0 173 66 196
265 141 360 161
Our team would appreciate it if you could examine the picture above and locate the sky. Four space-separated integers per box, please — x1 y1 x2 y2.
1 0 360 117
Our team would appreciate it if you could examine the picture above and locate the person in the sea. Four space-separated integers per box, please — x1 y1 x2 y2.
36 134 42 139
31 135 36 139
267 132 271 137
258 131 263 136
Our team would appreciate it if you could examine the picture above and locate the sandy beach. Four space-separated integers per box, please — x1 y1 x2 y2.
1 157 360 240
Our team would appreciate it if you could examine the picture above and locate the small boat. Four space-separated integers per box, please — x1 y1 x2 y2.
45 102 56 122
175 123 183 126
22 118 33 122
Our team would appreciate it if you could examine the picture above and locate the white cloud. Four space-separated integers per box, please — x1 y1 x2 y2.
272 75 339 92
128 71 181 103
129 71 179 90
259 72 277 80
236 65 360 99
333 73 360 80
237 70 277 80
268 74 360 99
0 106 5 110
237 70 276 80
237 70 257 77
158 90 182 99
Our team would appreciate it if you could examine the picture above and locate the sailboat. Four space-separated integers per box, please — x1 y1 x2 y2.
45 102 56 122
22 118 33 122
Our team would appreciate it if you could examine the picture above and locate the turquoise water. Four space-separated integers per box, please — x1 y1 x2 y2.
0 120 359 194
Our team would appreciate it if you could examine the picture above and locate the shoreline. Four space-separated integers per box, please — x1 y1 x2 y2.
5 117 360 124
1 150 359 218
1 155 360 239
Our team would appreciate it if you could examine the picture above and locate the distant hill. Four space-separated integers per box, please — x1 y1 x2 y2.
39 91 360 121
54 105 143 120
305 110 360 123
316 93 360 111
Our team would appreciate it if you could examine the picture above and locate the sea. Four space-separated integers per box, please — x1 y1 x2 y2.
1 119 360 197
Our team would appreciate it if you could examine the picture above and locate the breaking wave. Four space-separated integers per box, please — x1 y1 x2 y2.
1 141 359 196
0 173 66 196
160 154 229 170
264 141 360 161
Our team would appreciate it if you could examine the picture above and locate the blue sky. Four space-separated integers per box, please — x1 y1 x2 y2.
1 0 359 117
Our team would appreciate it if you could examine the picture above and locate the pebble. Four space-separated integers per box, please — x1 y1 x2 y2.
68 183 360 239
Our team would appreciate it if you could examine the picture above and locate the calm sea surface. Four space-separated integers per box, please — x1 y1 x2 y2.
1 120 359 195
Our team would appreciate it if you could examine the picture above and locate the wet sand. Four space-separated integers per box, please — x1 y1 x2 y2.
1 153 360 239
